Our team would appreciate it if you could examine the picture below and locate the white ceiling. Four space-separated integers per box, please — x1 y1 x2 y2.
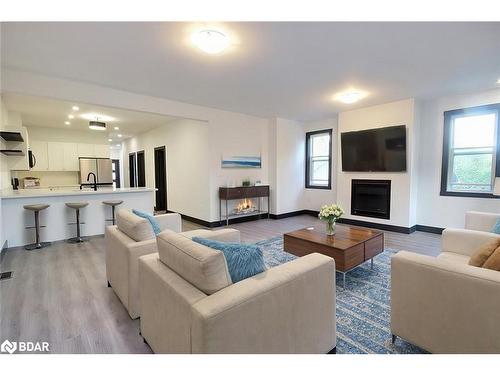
2 22 500 121
3 93 178 139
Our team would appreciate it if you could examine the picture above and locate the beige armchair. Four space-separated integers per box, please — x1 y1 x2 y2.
105 209 182 319
391 228 500 353
139 230 337 353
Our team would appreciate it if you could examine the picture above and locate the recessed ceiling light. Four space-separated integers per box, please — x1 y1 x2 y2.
68 114 74 119
117 134 122 138
108 138 112 142
334 90 367 104
65 121 70 125
72 106 79 111
114 126 119 130
191 29 230 54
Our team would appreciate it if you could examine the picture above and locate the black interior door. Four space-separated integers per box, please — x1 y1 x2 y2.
112 159 121 188
129 153 136 187
154 146 167 211
137 150 146 187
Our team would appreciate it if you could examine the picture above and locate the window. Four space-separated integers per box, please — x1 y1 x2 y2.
441 104 500 197
305 129 332 189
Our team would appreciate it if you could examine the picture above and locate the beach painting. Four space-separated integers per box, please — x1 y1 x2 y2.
221 155 262 168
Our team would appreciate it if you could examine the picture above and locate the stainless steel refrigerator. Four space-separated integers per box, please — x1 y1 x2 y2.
79 158 113 185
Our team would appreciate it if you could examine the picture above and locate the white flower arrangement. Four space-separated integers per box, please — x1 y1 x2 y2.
318 204 344 222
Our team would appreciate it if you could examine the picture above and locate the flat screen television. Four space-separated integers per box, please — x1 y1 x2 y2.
341 125 407 172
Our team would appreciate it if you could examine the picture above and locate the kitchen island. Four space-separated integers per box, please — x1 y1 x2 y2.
0 187 155 248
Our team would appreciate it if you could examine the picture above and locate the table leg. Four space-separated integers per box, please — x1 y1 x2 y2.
371 258 374 270
342 272 346 289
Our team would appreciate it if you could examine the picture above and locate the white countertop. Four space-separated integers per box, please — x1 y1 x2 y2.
0 187 156 199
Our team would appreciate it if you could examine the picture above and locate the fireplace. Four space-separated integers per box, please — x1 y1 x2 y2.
351 179 391 220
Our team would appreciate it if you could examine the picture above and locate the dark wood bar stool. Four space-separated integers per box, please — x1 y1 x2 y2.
102 200 123 225
24 204 51 250
66 202 89 243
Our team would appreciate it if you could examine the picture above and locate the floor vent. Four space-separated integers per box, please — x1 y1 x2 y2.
0 271 13 280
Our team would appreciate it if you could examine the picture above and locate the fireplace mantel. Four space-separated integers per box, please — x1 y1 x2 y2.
219 185 270 225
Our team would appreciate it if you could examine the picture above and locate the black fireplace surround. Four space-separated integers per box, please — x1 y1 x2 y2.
351 179 391 220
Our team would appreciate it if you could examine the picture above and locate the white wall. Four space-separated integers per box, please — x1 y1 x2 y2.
337 99 418 228
417 88 500 228
26 125 109 144
123 118 211 221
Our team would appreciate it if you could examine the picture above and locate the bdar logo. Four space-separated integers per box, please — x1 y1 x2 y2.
1 340 17 354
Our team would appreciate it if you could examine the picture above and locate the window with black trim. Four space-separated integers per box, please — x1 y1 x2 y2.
305 129 332 189
441 103 500 198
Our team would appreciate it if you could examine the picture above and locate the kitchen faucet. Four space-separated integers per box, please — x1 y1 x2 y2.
87 172 97 191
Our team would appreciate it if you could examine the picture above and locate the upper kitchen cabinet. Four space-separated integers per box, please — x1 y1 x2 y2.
63 143 79 171
77 143 95 158
94 144 110 158
48 142 65 171
30 140 49 171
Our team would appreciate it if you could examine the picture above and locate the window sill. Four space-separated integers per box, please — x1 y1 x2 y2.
440 190 499 199
305 185 332 190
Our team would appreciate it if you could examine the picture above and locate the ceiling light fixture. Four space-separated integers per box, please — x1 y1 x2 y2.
65 121 70 125
497 78 500 84
191 29 230 54
108 138 112 142
334 90 367 104
114 126 119 130
72 106 79 111
68 114 74 119
81 113 115 122
117 134 122 138
89 121 106 131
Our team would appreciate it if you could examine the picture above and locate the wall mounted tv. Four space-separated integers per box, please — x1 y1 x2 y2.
341 125 407 172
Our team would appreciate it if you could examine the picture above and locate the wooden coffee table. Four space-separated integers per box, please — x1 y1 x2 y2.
283 225 384 288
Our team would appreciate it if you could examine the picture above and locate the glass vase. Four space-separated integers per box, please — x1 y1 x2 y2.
326 220 336 236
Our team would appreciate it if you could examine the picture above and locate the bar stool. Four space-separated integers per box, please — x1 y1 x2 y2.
24 204 51 250
102 200 123 225
66 202 89 243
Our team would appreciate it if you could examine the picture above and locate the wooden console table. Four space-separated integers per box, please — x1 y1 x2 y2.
219 185 270 226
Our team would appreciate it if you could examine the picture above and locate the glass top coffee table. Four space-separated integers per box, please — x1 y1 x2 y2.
283 225 384 288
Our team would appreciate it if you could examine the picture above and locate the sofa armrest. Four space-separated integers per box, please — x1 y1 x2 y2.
391 251 500 353
190 253 336 353
156 213 182 233
442 228 500 256
465 211 500 232
197 228 241 243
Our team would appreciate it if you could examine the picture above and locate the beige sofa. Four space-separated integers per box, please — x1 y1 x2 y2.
139 230 337 353
391 228 500 353
465 211 500 232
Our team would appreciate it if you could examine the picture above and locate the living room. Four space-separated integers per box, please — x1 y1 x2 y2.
1 2 500 373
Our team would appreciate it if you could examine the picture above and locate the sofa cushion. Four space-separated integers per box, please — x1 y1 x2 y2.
116 209 155 242
192 237 266 283
132 209 161 235
438 252 471 264
468 238 500 267
156 230 232 295
483 246 500 271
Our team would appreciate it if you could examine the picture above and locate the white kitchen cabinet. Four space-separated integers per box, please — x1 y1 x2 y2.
30 140 49 171
94 144 110 158
48 142 65 171
63 143 79 171
78 143 95 158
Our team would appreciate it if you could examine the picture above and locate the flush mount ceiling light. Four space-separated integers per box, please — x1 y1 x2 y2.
68 114 74 119
72 106 79 111
89 121 106 131
191 29 230 54
114 126 119 130
334 90 367 104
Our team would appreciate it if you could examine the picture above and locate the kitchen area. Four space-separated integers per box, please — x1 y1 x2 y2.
0 94 165 249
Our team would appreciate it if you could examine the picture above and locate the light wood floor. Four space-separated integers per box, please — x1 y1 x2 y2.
0 215 441 353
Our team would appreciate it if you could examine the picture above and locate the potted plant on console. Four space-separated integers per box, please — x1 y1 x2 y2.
319 204 344 236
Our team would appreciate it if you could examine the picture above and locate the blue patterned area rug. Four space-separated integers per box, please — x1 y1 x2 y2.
255 236 426 354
